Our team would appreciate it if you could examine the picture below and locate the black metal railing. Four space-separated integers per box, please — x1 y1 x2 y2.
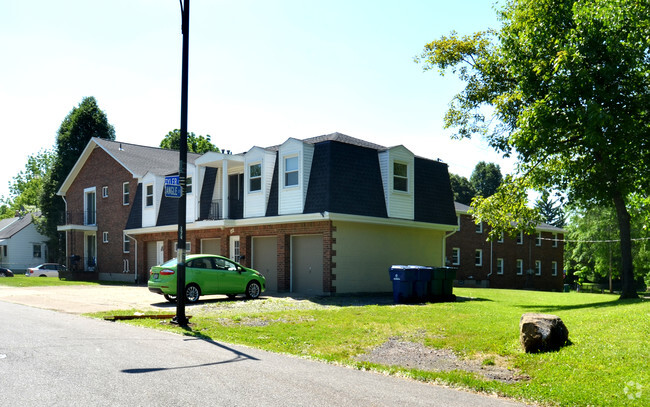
199 199 223 220
62 211 97 226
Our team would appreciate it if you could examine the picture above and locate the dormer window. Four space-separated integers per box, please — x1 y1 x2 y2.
393 162 408 192
145 184 154 207
186 177 193 194
249 163 262 192
284 156 299 187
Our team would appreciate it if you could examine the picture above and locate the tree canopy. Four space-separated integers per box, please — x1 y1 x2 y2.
418 0 650 298
39 96 115 261
160 129 219 154
449 173 475 205
0 149 54 219
470 161 502 198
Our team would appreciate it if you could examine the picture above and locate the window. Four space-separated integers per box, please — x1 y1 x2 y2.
516 231 524 245
123 235 130 253
284 156 298 187
497 232 504 243
497 258 504 275
33 244 42 258
451 248 460 265
123 182 130 205
552 261 558 276
85 188 96 225
102 232 109 243
249 163 262 192
475 222 483 233
516 259 523 275
145 184 154 207
535 260 542 276
536 232 542 246
1 245 7 257
186 176 193 194
174 241 191 253
393 162 408 192
552 233 559 247
475 249 483 266
102 186 108 198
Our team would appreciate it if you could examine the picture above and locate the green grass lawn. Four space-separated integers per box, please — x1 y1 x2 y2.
0 274 131 287
92 288 648 406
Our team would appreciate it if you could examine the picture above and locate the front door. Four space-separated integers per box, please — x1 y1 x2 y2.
156 241 164 265
228 174 244 219
229 235 241 263
86 233 97 271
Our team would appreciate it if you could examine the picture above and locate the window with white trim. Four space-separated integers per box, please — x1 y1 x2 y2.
516 259 523 275
145 184 154 207
475 249 483 266
476 222 483 233
552 261 558 276
186 176 193 194
497 232 504 243
536 232 542 246
393 162 408 192
552 233 559 247
123 182 130 205
102 186 108 198
33 244 42 258
123 235 130 253
249 163 262 192
284 156 299 187
451 248 460 265
535 260 542 276
102 232 109 243
516 231 524 245
496 258 504 274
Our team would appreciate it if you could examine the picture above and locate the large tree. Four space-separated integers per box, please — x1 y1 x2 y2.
160 129 219 154
418 0 650 298
449 173 476 205
0 149 54 219
39 97 115 262
470 161 502 198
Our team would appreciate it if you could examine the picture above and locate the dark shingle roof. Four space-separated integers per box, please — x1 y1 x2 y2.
265 132 387 152
93 138 202 177
0 213 38 239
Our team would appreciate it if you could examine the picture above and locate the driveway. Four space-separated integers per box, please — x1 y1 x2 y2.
0 284 168 314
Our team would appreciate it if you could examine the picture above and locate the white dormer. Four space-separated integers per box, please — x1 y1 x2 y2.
244 146 276 218
378 145 415 220
141 172 162 228
278 138 314 215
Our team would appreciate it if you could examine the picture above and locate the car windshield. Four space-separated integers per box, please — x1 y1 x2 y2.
160 258 178 267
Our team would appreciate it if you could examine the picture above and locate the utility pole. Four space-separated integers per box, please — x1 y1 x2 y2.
173 0 190 327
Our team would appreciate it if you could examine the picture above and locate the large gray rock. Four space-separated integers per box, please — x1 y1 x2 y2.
519 313 569 353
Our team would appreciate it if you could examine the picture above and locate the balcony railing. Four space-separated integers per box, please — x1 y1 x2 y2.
62 211 97 226
199 199 223 220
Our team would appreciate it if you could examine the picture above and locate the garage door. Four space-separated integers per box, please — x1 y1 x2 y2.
201 238 221 255
291 234 323 295
252 236 278 292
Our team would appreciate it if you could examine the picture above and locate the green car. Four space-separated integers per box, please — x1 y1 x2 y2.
148 254 266 303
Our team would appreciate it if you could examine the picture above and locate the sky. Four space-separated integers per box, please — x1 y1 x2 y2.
0 0 512 200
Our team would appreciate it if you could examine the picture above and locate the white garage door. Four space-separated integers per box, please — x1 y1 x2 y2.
291 234 323 295
201 238 221 255
252 236 278 292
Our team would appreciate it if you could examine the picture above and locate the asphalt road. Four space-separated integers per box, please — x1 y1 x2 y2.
0 301 528 407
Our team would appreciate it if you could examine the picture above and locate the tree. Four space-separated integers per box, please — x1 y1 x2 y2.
535 190 565 227
160 129 219 154
0 149 54 219
418 0 650 298
449 173 476 205
470 161 502 198
39 97 115 262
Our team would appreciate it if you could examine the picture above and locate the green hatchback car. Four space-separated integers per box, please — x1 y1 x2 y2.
148 254 266 303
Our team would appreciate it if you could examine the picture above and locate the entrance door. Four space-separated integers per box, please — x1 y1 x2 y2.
86 233 97 271
252 236 278 291
229 236 241 263
156 241 164 264
291 234 324 294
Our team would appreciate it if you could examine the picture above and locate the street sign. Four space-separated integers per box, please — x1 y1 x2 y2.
165 176 182 198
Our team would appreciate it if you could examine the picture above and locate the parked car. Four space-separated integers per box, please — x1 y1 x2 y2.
0 267 14 277
148 254 266 303
26 263 66 277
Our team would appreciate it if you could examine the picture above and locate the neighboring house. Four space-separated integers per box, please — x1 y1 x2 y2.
57 133 458 293
0 212 48 272
445 202 565 291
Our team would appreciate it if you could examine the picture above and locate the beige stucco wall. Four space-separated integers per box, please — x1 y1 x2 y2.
332 220 446 293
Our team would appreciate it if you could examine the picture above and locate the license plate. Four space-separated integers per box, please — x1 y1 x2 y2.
153 273 159 279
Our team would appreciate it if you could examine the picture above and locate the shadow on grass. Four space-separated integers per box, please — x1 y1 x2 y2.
518 297 645 312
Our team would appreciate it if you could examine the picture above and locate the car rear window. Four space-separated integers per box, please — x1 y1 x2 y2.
161 258 178 267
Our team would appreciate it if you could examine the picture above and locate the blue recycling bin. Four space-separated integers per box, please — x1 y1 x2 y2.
409 265 433 302
388 265 417 304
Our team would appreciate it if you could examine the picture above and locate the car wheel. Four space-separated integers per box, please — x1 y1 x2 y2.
164 294 177 303
39 275 47 277
245 281 261 299
185 284 201 303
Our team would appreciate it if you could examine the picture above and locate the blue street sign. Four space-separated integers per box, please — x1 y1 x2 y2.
165 175 180 185
165 184 182 198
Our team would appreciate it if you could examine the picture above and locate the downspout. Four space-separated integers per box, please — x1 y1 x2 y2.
442 229 457 267
124 232 138 284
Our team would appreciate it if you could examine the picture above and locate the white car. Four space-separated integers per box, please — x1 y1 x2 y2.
26 263 65 277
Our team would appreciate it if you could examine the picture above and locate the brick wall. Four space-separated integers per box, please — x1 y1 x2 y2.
446 213 565 291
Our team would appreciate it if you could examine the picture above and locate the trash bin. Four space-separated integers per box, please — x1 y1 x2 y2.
389 265 417 304
410 265 432 302
563 284 570 292
429 266 457 302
